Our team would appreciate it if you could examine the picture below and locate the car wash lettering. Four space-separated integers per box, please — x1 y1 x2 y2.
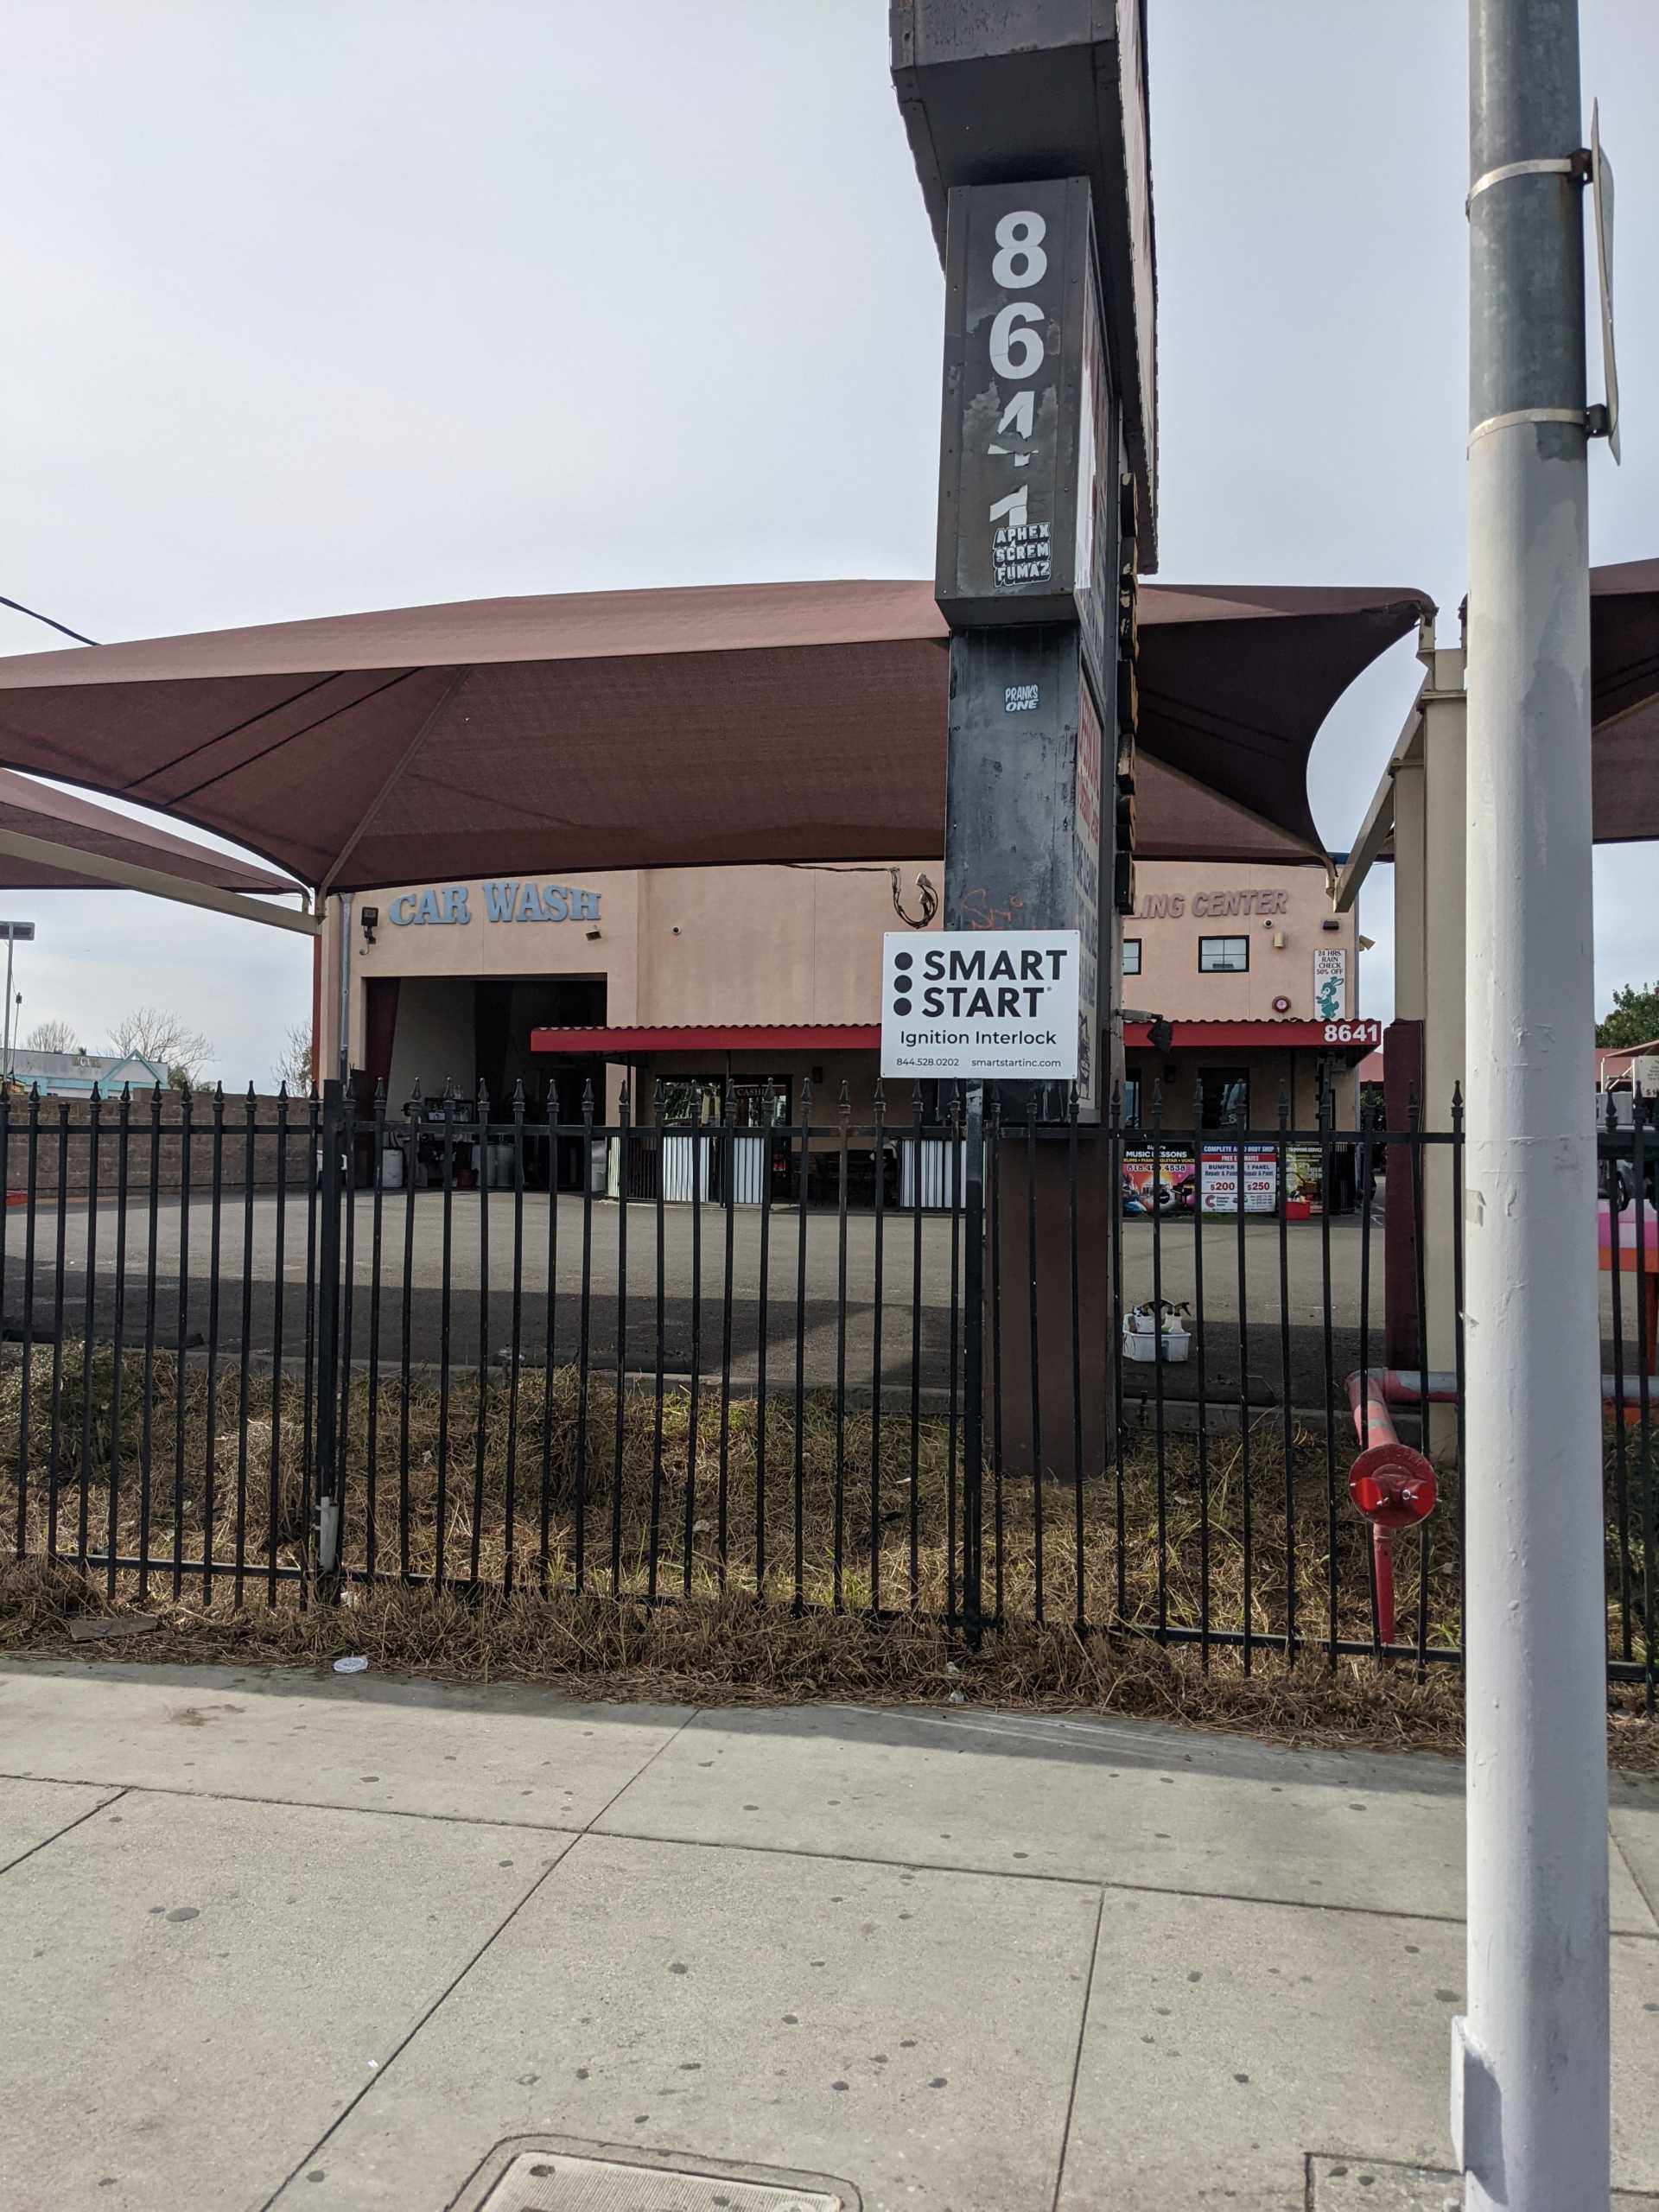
386 883 601 927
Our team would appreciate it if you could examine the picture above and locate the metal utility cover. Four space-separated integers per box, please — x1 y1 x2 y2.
458 2138 855 2212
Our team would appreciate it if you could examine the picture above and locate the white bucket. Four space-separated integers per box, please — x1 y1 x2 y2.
1123 1325 1192 1364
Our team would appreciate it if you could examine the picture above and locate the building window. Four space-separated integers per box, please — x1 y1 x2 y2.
658 1076 791 1127
1198 935 1249 973
1198 1067 1249 1129
1122 937 1141 976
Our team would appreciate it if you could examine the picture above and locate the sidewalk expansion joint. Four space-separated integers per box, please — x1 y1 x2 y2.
1049 1888 1106 2212
0 1769 593 1836
257 1711 702 2212
0 1783 129 1878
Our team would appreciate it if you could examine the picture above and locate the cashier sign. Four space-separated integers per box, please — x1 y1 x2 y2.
880 930 1082 1081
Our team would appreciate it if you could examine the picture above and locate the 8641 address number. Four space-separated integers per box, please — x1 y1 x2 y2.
1323 1021 1381 1046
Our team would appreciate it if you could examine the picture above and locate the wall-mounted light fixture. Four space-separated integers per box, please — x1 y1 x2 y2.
585 926 602 942
359 904 379 947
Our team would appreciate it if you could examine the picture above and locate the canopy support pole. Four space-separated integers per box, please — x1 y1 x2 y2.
336 893 353 1087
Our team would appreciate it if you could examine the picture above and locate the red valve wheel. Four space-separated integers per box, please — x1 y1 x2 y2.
1348 1443 1437 1532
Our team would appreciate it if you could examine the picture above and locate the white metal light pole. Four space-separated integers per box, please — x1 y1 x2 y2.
1459 2 1609 2205
0 920 36 1075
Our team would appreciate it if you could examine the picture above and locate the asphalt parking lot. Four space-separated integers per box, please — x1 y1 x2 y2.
1 1193 1642 1410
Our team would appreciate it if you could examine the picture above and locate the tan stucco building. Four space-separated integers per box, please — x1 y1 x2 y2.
319 854 1372 1191
320 861 937 1158
1121 859 1366 1128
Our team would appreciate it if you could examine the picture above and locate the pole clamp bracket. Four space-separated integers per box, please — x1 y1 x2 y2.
1468 404 1598 451
1466 149 1589 216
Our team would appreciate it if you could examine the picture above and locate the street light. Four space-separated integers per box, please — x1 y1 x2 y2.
0 921 35 1074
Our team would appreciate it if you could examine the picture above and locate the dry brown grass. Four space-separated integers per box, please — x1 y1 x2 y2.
1 1346 1653 1771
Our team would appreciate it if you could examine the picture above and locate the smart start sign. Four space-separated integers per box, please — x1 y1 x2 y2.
880 931 1082 1082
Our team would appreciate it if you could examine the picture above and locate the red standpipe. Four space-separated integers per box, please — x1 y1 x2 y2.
1343 1372 1439 1651
1344 1364 1643 1648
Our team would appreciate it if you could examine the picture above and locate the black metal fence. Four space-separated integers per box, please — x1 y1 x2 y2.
1 1076 1652 1702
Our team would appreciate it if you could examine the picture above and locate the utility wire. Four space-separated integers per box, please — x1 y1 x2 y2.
0 594 98 647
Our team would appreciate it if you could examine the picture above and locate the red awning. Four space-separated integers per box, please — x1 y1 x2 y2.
531 1024 881 1057
1124 1019 1382 1054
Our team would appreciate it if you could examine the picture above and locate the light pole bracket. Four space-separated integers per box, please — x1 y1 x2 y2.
1465 149 1589 214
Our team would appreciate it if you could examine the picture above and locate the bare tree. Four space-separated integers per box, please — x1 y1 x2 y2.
24 1019 80 1054
109 1007 215 1090
271 1020 315 1096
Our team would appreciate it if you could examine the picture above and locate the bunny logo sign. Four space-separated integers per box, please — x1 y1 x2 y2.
881 931 1082 1081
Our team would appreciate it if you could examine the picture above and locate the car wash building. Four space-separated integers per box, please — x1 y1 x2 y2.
318 846 1377 1209
322 856 935 1194
0 566 1430 1210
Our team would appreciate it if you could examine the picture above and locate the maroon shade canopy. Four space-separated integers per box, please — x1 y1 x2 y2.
0 766 301 895
0 578 1433 892
1591 559 1659 844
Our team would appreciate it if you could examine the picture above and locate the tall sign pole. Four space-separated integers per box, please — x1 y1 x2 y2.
892 0 1154 1483
1459 2 1608 2202
934 175 1124 1122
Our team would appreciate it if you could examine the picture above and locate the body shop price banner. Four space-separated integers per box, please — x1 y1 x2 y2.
1121 1143 1326 1217
880 931 1081 1082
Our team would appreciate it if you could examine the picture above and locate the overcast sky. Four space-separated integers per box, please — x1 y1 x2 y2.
2 1 1655 1084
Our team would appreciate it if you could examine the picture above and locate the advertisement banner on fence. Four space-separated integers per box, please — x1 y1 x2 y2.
1122 1142 1326 1217
1121 1144 1195 1213
1198 1144 1280 1214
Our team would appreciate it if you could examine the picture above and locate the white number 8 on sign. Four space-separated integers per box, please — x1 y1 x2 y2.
991 210 1048 287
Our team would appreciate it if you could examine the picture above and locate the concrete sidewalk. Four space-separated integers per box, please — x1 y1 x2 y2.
2 1659 1655 2211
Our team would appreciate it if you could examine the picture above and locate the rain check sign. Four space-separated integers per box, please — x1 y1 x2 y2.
880 931 1082 1082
